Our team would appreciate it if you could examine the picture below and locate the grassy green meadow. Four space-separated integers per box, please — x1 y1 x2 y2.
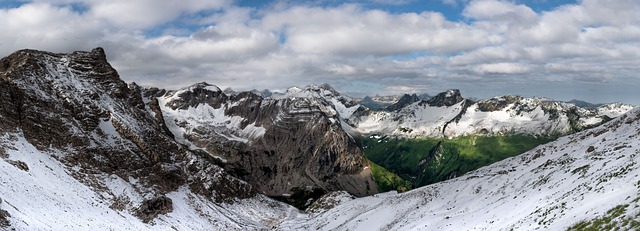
361 135 556 189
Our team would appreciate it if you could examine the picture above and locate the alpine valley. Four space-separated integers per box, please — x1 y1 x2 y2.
0 48 638 230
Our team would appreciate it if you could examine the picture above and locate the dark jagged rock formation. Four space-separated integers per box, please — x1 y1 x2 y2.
0 209 9 228
477 95 523 112
386 94 420 111
424 89 463 107
135 196 173 223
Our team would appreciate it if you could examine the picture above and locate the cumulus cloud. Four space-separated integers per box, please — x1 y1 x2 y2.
0 0 638 104
0 2 103 54
262 5 489 56
84 0 230 29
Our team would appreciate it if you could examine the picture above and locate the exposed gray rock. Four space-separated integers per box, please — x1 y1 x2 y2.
135 196 173 223
0 209 9 228
386 94 420 111
424 89 463 107
477 95 523 112
7 160 28 172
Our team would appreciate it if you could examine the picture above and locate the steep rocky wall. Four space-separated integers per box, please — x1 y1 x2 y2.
155 84 379 199
0 48 256 222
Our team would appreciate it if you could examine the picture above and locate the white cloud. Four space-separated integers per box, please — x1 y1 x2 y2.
464 0 537 23
0 0 639 104
84 0 230 29
472 62 532 74
0 3 103 54
262 5 489 56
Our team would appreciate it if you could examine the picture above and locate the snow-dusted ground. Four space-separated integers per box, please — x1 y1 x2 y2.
0 133 297 230
278 108 640 230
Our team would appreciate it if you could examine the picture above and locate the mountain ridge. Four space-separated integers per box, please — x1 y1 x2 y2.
0 48 637 230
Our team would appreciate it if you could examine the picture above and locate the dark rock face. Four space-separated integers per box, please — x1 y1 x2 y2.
425 89 463 107
154 84 378 198
135 196 173 223
0 48 255 222
7 160 28 172
0 196 8 228
386 94 420 111
477 95 523 112
0 209 10 228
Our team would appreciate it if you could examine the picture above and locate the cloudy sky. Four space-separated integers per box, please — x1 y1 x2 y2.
0 0 638 104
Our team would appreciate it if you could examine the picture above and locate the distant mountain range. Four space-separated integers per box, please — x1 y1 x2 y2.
350 90 633 138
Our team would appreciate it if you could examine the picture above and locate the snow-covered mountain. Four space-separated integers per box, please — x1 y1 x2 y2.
1 47 638 231
351 90 634 138
0 48 371 229
279 107 640 230
0 48 290 229
149 82 377 200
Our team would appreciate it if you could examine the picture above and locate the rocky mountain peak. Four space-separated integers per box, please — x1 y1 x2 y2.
425 89 463 107
386 93 420 111
163 82 226 110
477 95 523 112
317 83 336 92
84 47 107 62
278 83 341 98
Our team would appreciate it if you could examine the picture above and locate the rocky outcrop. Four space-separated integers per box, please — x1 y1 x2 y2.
424 89 463 107
0 209 10 228
477 95 523 112
386 94 420 111
135 196 173 223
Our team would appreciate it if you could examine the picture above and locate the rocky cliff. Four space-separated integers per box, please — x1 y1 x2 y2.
151 83 378 200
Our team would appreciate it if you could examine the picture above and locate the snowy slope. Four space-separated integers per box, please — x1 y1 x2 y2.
158 83 267 145
0 132 297 230
278 107 640 230
355 100 465 137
